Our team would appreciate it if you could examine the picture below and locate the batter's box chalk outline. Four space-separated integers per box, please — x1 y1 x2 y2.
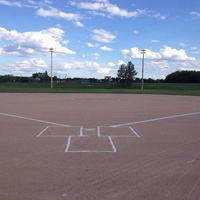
98 126 140 138
37 126 83 137
65 136 117 153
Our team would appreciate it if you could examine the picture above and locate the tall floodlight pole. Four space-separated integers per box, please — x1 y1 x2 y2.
49 47 54 89
141 49 146 90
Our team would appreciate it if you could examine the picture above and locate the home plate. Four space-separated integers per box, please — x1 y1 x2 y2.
65 136 116 152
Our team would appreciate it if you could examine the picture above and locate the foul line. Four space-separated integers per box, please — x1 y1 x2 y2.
111 111 200 127
0 112 70 127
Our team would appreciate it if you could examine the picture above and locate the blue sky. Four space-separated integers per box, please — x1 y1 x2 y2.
0 0 200 79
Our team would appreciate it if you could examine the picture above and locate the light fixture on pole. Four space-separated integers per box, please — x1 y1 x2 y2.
141 49 146 90
49 47 54 89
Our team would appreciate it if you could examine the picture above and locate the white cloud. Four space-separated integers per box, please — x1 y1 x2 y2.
121 46 195 61
97 67 111 74
160 46 195 60
0 27 76 56
74 21 84 27
145 49 162 59
190 46 198 51
121 49 130 58
36 6 83 25
151 39 160 43
95 0 108 2
133 30 139 35
91 53 100 60
179 42 187 47
69 1 166 20
150 12 166 20
92 29 116 43
91 53 100 57
55 60 114 77
106 4 140 18
178 59 200 71
3 58 48 75
190 11 200 17
100 46 113 51
29 58 47 68
148 60 169 71
86 42 99 48
69 1 145 18
121 46 198 78
147 59 200 77
190 46 200 54
0 0 22 7
27 0 36 4
107 62 115 67
117 60 126 66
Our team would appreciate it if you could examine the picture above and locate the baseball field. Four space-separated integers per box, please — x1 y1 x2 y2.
0 93 200 200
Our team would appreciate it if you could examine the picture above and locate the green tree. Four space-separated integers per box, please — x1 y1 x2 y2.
165 70 200 83
32 71 49 82
117 61 137 86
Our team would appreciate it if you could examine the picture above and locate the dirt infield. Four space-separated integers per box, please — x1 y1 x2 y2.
0 93 200 200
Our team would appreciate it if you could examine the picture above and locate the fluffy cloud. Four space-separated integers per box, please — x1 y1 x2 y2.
160 46 195 60
97 67 111 74
0 27 76 55
106 4 141 18
54 60 114 77
117 60 126 66
69 0 144 18
0 0 22 7
121 46 198 78
36 6 83 27
107 62 115 67
37 7 82 21
3 58 48 75
91 29 116 43
100 46 113 51
121 46 195 61
69 0 166 20
86 43 99 48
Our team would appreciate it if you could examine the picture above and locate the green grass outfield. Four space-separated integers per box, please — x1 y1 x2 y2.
0 82 200 96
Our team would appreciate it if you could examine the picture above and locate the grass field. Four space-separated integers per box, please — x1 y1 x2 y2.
0 82 200 95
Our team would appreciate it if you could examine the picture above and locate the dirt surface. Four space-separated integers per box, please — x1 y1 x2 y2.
0 93 200 200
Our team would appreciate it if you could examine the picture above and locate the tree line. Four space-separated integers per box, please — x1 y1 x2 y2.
0 61 199 84
165 70 200 83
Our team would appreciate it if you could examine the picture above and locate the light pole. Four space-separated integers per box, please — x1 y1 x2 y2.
49 47 54 89
141 49 146 90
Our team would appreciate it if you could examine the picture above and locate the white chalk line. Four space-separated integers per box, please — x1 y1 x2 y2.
37 126 50 137
110 111 200 127
65 136 71 152
97 126 140 138
3 111 200 153
38 126 118 153
0 112 70 127
37 125 83 138
129 127 141 138
108 136 117 152
64 126 139 153
64 135 116 153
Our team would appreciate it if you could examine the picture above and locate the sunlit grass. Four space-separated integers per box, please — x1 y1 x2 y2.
0 82 200 96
